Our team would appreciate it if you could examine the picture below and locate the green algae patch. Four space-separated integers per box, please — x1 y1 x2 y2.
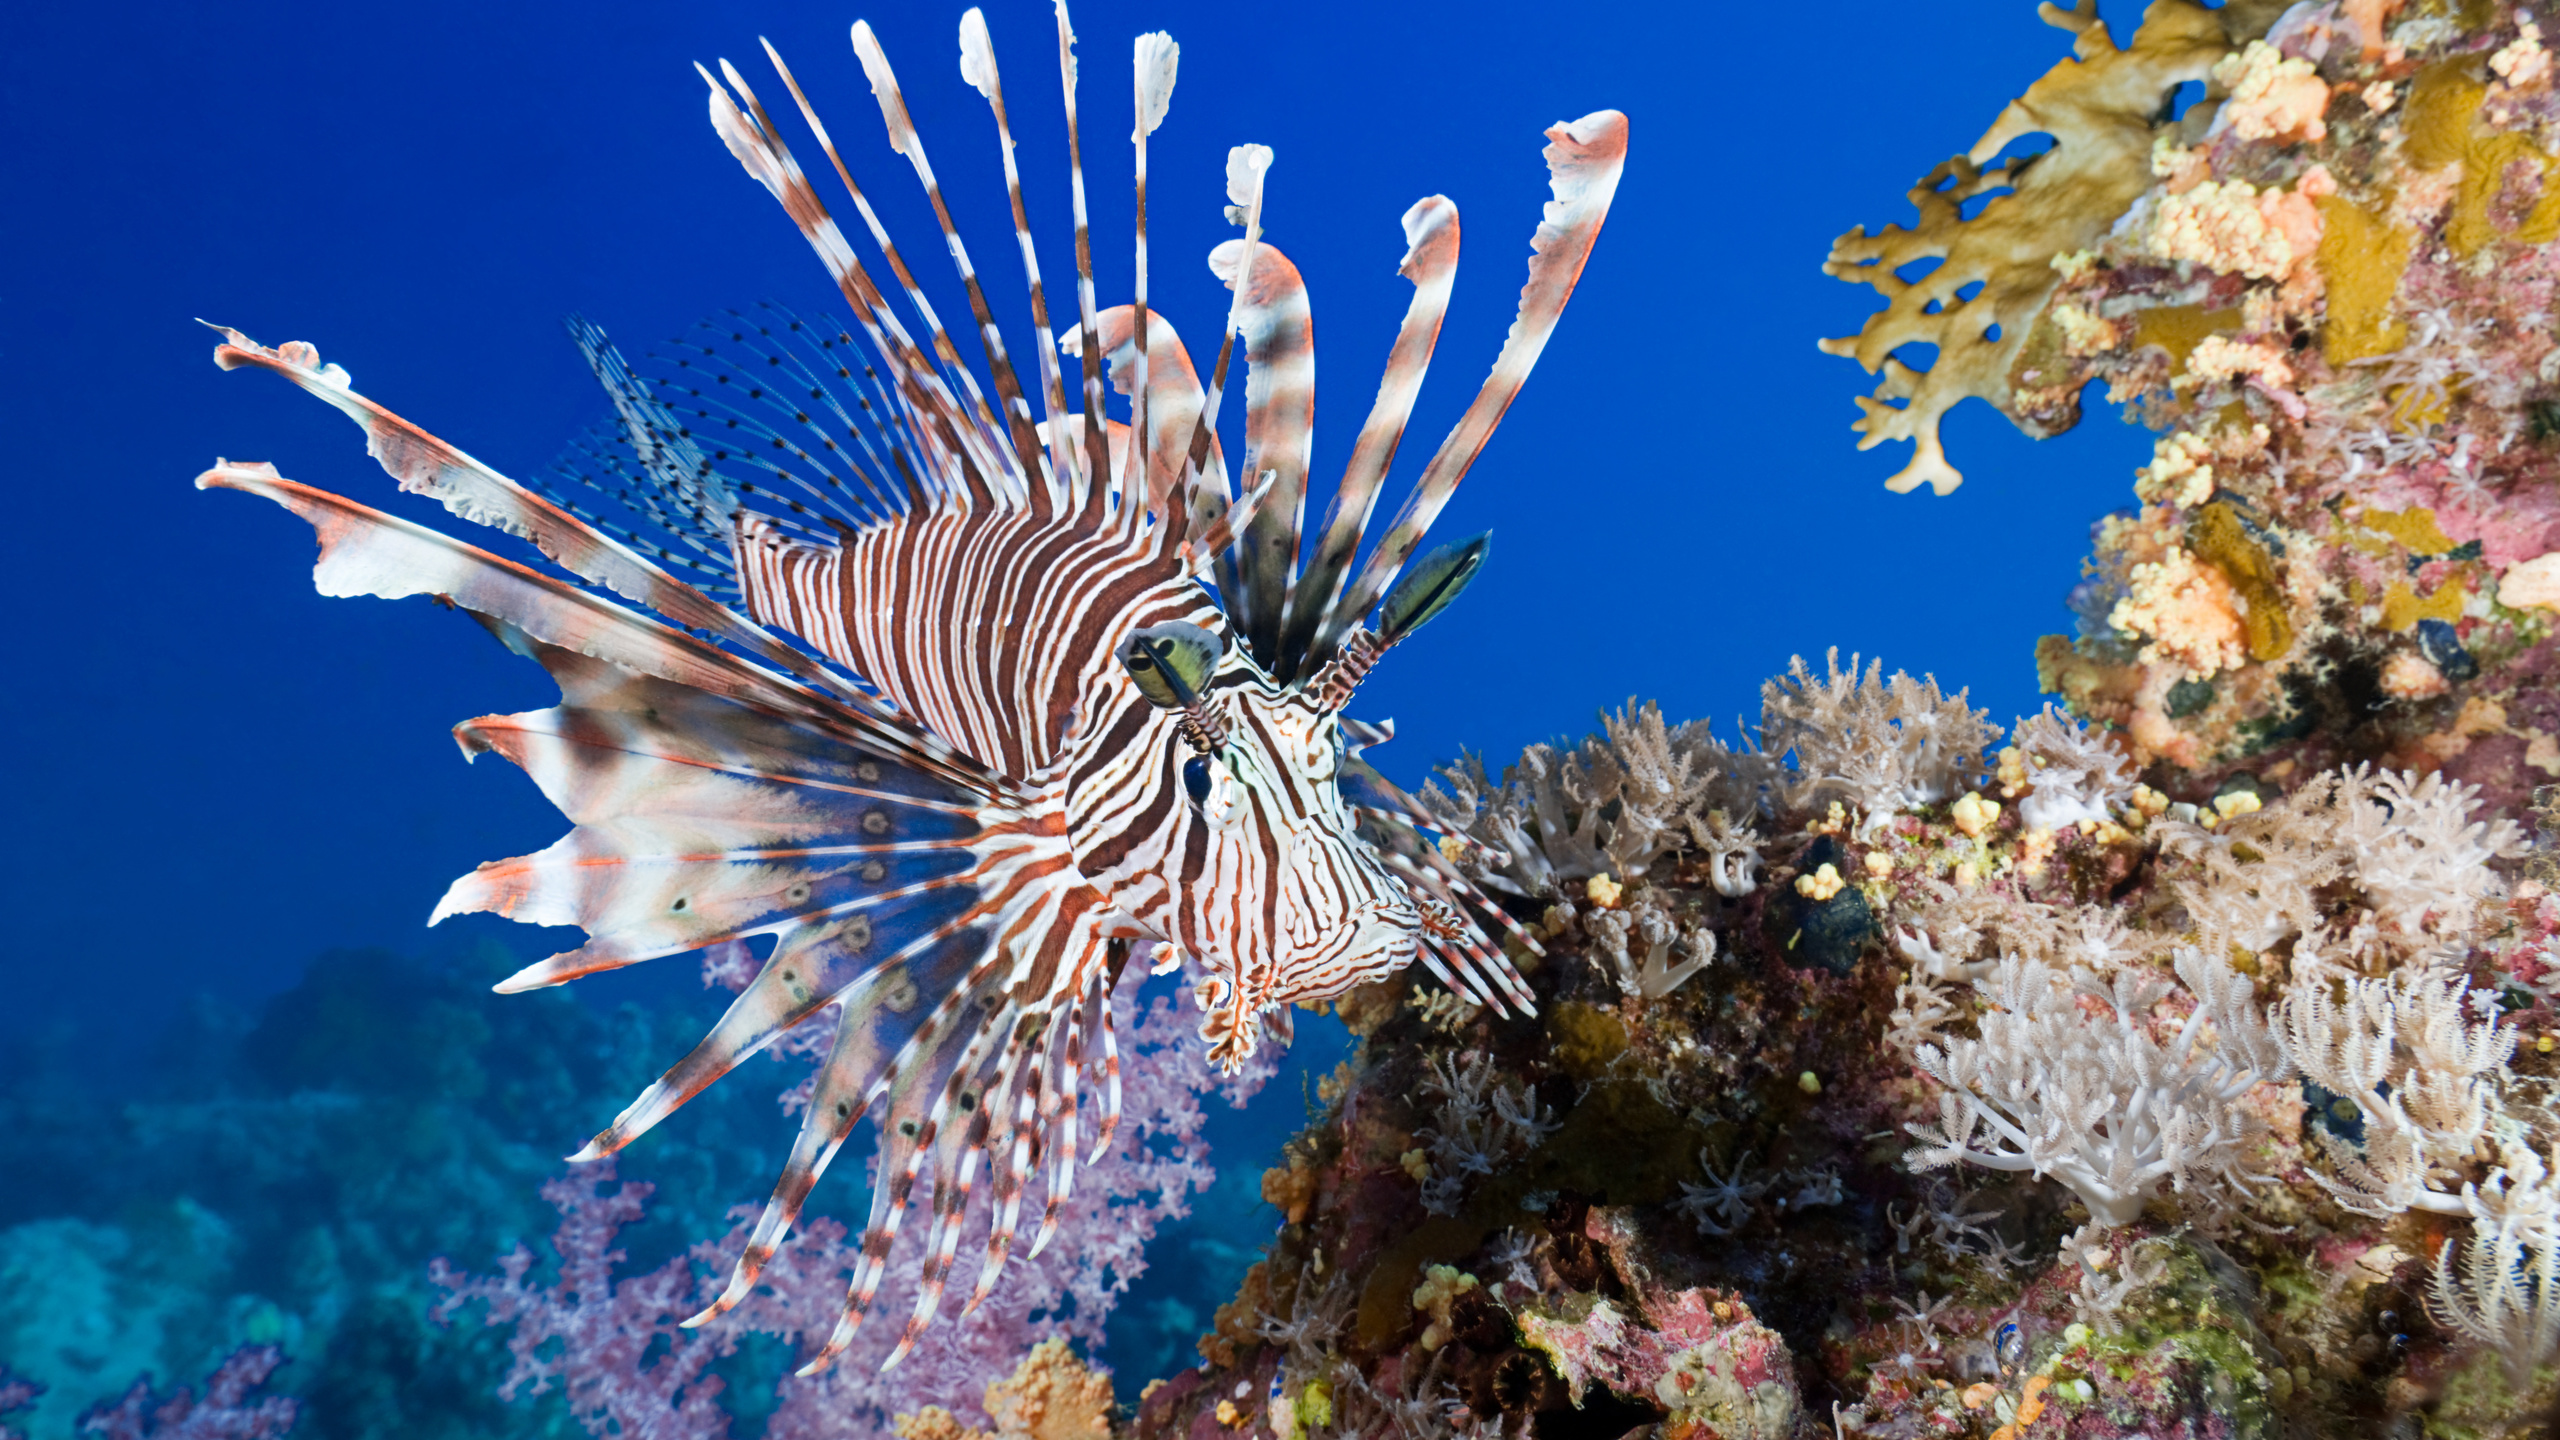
2317 196 2414 364
2428 1341 2560 1436
2403 60 2489 170
2188 502 2292 662
2130 303 2242 375
1548 1001 1629 1080
2073 1239 2285 1440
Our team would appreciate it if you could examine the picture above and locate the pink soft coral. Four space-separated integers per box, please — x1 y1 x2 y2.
431 957 1261 1437
71 1347 300 1440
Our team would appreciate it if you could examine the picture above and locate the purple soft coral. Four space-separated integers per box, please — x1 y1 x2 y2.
72 1347 299 1440
431 956 1262 1436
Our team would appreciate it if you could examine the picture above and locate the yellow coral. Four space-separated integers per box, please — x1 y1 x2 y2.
2110 545 2248 679
895 1340 1114 1440
1262 1151 1320 1224
2144 180 2319 281
1411 1265 1479 1351
2315 196 2414 363
895 1410 990 1440
2186 333 2296 390
2187 501 2293 662
2136 429 2218 506
2212 40 2331 141
2050 300 2125 356
2017 826 2059 876
1951 791 2002 837
1794 863 1846 900
1821 0 2238 494
985 1339 1115 1440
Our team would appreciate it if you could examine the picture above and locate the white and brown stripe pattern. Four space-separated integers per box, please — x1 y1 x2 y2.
208 0 1623 1380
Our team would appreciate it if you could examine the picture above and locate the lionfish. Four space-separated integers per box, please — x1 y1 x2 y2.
199 4 1623 1371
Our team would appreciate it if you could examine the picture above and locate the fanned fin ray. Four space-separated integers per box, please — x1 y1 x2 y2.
1313 110 1628 661
1279 196 1459 676
1209 237 1315 676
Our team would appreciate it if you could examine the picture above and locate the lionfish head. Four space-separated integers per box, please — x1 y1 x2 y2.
1114 533 1493 1067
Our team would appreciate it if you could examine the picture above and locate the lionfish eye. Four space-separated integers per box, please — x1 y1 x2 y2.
1115 621 1221 709
1182 755 1212 806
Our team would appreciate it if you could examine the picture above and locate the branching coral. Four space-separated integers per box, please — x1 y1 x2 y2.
1763 650 1998 831
2057 1222 2172 1331
2160 766 2529 963
2282 968 2517 1220
1687 810 1765 899
2000 703 2140 831
1820 0 2245 493
1585 894 1719 999
1906 947 2288 1228
1420 700 1766 897
432 969 1239 1436
71 1347 300 1440
2431 1137 2560 1386
1411 1050 1557 1216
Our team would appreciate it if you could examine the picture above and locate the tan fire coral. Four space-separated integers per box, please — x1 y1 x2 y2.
1820 0 2248 494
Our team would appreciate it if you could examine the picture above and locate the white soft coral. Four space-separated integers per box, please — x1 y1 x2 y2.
2433 1140 2560 1386
1906 948 2288 1227
1763 649 1998 834
1419 702 1770 898
2282 968 2516 1219
2004 705 2139 832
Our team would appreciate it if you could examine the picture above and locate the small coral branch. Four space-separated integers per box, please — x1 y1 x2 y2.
2282 966 2515 1219
1419 700 1770 899
71 1346 301 1440
1764 651 1998 834
1412 1049 1557 1216
2431 1143 2560 1387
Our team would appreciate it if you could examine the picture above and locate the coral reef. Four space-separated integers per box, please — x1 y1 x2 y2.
1828 0 2560 818
1145 652 2560 1437
72 1347 301 1440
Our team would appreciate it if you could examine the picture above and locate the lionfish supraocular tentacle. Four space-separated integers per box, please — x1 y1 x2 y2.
205 0 1622 1375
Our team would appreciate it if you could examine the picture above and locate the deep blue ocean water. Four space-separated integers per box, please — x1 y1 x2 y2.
0 0 2158 1432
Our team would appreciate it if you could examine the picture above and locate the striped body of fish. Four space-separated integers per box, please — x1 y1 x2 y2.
200 4 1622 1372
